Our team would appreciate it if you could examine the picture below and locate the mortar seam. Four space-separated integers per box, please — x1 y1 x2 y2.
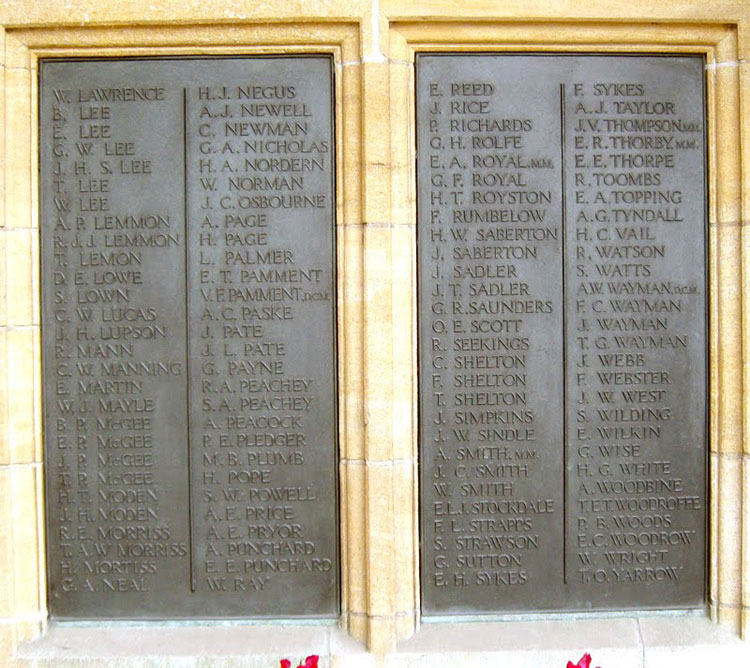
635 618 646 668
341 458 414 467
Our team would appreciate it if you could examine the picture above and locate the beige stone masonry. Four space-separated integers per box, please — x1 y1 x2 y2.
0 0 748 664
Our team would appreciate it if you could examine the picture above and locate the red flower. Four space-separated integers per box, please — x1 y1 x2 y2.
567 653 600 668
281 654 318 668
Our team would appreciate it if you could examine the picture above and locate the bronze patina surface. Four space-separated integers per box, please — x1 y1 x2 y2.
417 54 707 614
40 57 338 619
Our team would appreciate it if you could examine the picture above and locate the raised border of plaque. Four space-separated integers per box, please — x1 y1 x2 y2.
39 55 340 620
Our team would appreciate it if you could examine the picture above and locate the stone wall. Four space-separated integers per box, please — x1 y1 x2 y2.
1 1 748 665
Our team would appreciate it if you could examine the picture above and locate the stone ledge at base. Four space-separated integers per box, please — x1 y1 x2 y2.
14 616 749 668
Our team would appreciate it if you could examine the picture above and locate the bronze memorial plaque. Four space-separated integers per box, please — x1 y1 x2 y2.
40 57 338 619
417 55 707 614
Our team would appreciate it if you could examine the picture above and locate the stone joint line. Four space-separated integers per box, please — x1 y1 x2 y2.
635 618 646 668
0 324 40 331
363 221 414 228
0 462 42 471
708 220 747 228
341 458 415 467
0 612 45 625
341 58 411 67
706 60 748 70
348 610 416 620
715 602 750 611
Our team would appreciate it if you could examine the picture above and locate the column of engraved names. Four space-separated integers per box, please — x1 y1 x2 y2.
419 62 564 611
186 74 337 612
564 65 706 603
41 71 190 613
